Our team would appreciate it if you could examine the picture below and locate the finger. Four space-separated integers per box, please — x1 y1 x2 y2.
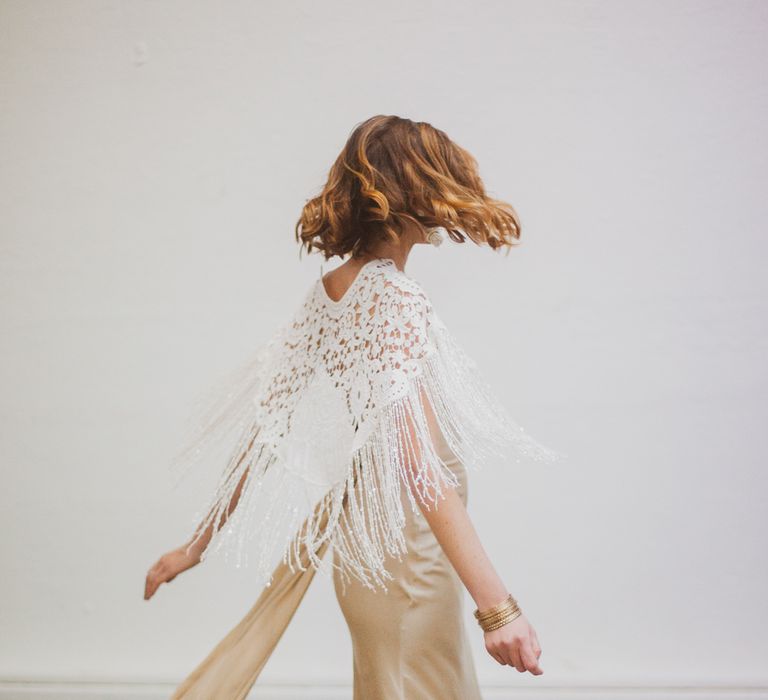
505 648 525 673
531 630 542 657
144 569 158 597
146 577 157 598
520 642 543 675
486 646 506 665
146 571 163 598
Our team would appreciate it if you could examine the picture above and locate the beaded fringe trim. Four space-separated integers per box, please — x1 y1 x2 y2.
168 326 565 594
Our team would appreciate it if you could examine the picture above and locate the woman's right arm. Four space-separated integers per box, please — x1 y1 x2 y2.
144 449 251 600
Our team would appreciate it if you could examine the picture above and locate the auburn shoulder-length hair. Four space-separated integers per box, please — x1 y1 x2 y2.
295 115 522 261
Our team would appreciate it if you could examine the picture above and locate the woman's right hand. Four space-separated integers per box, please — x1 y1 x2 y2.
144 543 201 600
483 613 543 675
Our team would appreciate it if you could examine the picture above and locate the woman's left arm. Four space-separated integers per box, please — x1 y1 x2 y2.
414 484 544 675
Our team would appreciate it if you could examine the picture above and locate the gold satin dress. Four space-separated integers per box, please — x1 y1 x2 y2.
170 431 483 700
332 429 483 700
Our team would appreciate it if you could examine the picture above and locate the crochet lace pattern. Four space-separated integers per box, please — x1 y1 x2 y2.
169 258 564 593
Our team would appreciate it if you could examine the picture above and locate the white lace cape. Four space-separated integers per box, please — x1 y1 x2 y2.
169 258 565 593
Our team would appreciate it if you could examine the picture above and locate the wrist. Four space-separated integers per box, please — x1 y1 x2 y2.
473 592 522 633
182 539 205 561
472 583 511 612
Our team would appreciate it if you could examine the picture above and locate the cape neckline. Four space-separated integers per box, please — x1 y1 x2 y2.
317 257 396 306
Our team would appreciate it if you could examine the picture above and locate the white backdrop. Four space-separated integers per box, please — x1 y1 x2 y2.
1 1 766 698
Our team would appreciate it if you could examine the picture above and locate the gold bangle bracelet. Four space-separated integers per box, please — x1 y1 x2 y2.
474 594 518 620
476 604 520 627
481 608 522 632
475 600 520 624
476 605 520 628
474 593 513 619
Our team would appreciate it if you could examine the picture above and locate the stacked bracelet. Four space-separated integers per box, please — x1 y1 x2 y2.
473 593 522 632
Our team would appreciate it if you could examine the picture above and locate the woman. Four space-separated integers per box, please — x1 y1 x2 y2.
145 115 563 698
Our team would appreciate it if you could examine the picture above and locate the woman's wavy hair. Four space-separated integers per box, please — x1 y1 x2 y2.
295 115 522 260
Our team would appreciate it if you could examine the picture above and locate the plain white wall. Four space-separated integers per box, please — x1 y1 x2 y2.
1 0 766 695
